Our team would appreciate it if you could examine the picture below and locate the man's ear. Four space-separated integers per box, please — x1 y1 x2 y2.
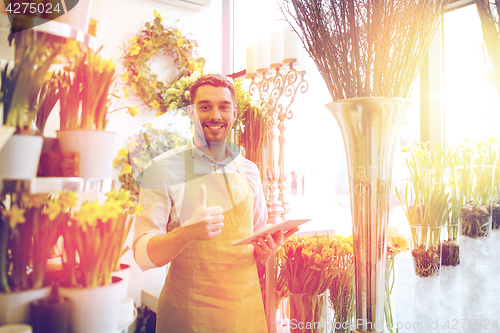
188 104 196 123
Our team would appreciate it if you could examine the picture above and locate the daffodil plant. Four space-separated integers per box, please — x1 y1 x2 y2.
397 143 452 277
0 191 75 292
57 50 116 130
62 189 143 288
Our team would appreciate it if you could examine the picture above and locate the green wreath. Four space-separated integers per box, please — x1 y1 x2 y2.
121 11 205 115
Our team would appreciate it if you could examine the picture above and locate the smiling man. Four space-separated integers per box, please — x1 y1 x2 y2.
133 74 296 332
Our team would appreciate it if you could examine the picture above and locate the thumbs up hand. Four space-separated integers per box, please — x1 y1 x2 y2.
184 185 224 240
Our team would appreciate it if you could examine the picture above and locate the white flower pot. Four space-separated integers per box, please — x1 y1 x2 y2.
0 286 51 325
56 130 116 179
0 135 43 180
58 277 124 333
53 0 93 33
112 263 131 300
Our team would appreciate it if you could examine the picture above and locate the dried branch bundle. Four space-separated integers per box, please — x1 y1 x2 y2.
281 0 449 101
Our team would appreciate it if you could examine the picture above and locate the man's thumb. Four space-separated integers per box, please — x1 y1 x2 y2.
196 184 207 208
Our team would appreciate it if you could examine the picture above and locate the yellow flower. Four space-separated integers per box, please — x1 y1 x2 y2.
59 192 78 211
388 234 409 254
113 157 121 168
121 72 129 82
123 87 129 99
119 163 133 176
100 202 123 222
142 123 153 129
154 10 163 20
142 39 151 47
176 39 184 48
150 81 157 89
43 201 62 221
129 44 140 56
150 100 160 109
7 204 26 228
74 202 100 229
175 29 182 38
126 105 139 117
130 204 144 216
118 147 128 158
134 74 140 82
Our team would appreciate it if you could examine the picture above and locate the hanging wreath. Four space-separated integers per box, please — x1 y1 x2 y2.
121 11 205 115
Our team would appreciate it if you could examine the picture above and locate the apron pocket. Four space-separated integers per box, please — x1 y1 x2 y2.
191 265 265 332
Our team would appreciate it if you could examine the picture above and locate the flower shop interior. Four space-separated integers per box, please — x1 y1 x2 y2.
1 0 500 332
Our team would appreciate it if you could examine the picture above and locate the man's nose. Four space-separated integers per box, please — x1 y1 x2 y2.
208 108 222 120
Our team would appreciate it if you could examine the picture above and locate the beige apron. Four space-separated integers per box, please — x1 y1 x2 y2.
156 146 267 332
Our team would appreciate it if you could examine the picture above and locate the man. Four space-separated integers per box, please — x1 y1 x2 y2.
133 74 296 332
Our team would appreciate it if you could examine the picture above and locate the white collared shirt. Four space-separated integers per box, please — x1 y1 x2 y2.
133 141 268 271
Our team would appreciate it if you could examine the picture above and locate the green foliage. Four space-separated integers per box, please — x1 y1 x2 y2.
113 124 189 202
1 31 61 134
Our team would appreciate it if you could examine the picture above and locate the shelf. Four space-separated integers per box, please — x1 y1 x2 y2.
1 177 117 194
9 14 98 51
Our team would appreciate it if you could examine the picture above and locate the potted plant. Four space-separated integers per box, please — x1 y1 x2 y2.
398 143 451 278
56 188 143 333
0 31 60 179
0 190 73 325
55 49 118 178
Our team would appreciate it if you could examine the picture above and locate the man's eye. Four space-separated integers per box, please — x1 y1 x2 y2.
200 106 210 110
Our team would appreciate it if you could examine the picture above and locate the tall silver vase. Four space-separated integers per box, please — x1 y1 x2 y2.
326 97 413 333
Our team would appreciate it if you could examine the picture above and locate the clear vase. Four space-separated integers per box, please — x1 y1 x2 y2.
329 263 355 333
289 292 330 333
385 257 398 333
410 225 441 332
327 97 413 333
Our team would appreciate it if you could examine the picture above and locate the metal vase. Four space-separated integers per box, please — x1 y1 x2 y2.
326 97 413 333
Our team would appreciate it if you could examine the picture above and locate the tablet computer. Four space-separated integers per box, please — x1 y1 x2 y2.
231 219 311 246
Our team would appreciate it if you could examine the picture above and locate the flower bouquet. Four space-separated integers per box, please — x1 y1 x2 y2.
281 234 348 333
385 227 409 333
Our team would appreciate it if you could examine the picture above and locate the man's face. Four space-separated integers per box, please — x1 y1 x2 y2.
189 85 236 144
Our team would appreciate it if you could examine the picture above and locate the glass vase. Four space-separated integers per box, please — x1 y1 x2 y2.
329 263 355 333
327 97 413 333
385 257 398 333
410 225 441 332
289 292 330 333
